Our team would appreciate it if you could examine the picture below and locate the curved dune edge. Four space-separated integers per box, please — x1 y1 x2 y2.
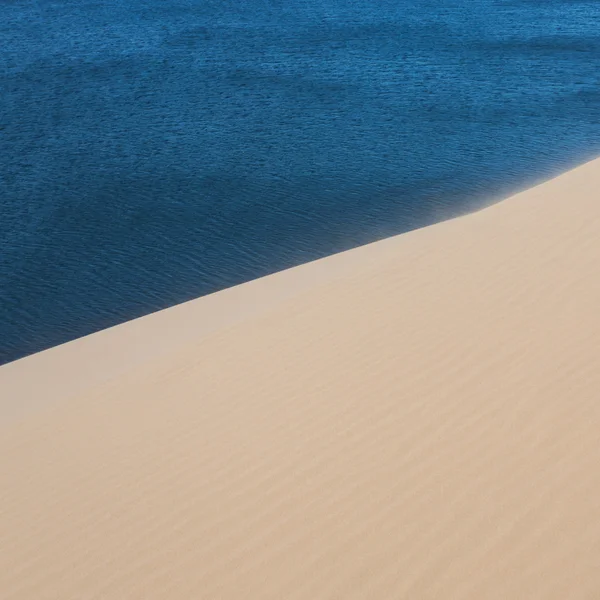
1 158 600 599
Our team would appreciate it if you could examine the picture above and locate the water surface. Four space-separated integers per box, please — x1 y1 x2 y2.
2 0 600 363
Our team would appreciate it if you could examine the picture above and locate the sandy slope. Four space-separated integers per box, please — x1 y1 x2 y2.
1 158 600 599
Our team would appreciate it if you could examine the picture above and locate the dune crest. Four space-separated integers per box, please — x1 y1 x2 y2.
2 158 600 599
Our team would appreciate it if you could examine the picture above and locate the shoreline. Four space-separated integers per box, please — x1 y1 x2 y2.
1 158 596 414
2 157 600 598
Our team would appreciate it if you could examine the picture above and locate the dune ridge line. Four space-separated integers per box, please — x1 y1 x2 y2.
1 157 600 599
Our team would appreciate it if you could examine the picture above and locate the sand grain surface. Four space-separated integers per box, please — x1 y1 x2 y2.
2 159 600 599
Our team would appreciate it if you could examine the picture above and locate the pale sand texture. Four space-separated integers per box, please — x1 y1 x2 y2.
1 158 600 599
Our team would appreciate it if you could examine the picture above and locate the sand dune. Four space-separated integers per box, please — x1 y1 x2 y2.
1 158 600 599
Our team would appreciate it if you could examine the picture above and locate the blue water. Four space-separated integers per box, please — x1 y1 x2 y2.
1 0 599 364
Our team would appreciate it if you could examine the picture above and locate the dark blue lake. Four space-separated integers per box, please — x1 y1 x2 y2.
2 0 600 364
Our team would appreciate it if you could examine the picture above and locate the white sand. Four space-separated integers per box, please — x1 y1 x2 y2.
1 158 600 599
